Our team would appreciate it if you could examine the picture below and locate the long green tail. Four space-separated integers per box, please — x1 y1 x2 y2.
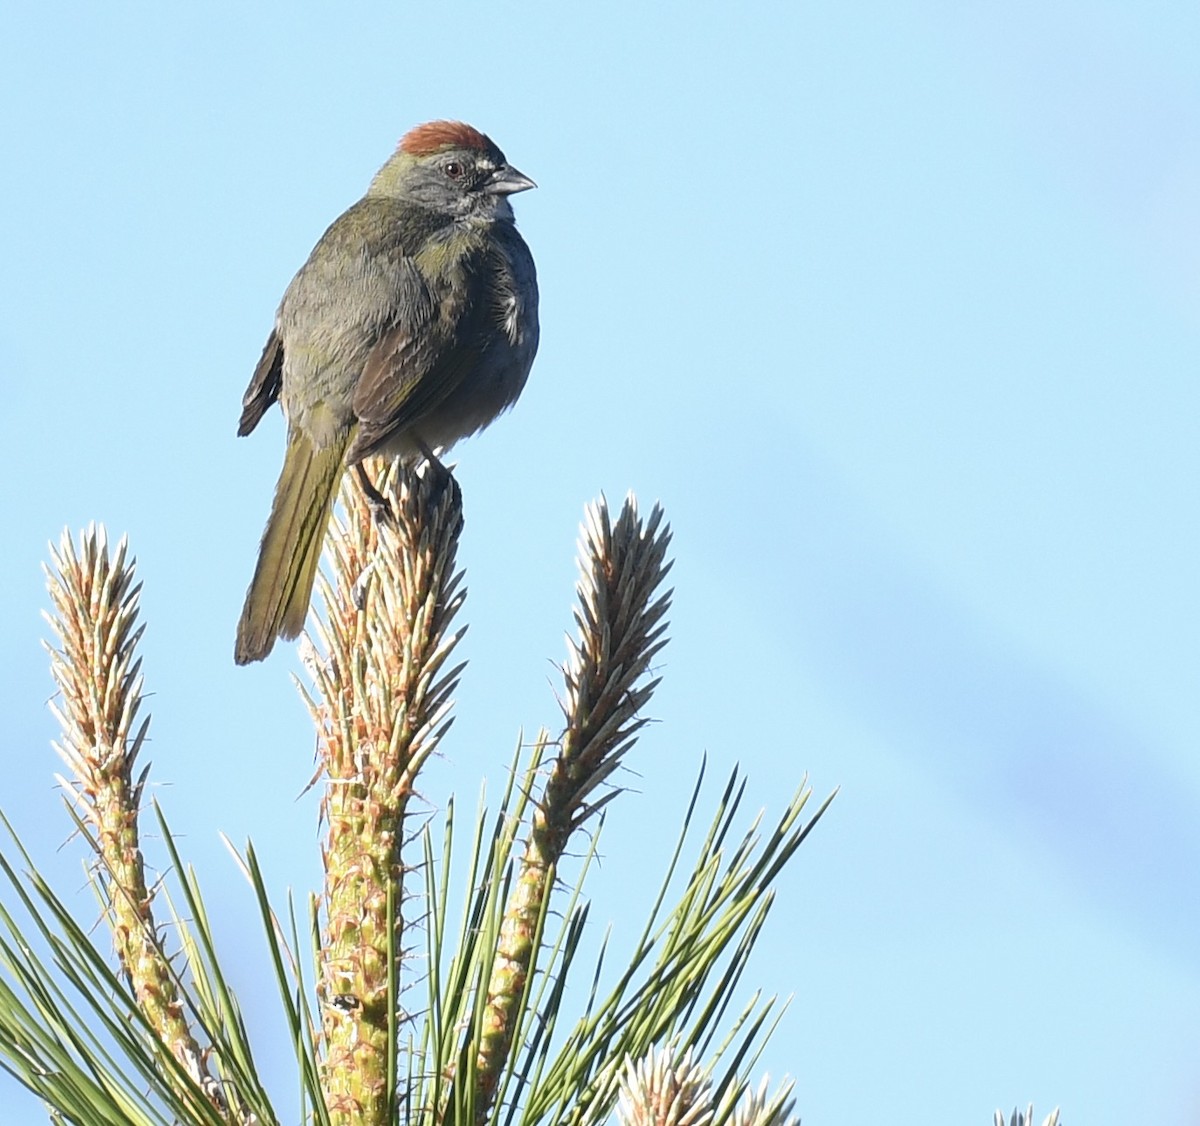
235 433 348 664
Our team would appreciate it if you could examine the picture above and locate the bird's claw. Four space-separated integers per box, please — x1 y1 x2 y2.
355 464 395 525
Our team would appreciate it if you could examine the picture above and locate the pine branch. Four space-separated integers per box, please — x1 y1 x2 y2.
43 527 227 1116
304 461 467 1126
470 496 673 1121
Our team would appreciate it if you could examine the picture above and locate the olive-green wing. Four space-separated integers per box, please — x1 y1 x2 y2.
347 258 487 461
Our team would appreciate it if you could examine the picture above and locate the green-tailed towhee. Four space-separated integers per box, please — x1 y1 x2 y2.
234 121 539 665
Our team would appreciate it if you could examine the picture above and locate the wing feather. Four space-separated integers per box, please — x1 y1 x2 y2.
347 254 488 460
238 329 283 436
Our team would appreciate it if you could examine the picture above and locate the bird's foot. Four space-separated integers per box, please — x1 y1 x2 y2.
355 464 395 525
416 444 462 513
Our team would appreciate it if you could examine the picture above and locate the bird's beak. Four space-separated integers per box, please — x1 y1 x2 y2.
484 164 537 196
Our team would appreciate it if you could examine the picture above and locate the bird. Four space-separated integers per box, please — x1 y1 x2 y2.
234 121 539 665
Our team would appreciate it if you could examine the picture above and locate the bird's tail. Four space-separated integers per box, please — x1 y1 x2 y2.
235 433 348 664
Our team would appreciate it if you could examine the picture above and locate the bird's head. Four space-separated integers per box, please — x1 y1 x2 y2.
368 121 536 221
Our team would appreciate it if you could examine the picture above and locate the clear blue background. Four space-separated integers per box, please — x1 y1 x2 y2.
2 2 1198 1122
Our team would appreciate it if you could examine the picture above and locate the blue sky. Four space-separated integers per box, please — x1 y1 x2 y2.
2 1 1198 1122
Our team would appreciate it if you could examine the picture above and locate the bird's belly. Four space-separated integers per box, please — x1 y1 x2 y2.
379 345 534 460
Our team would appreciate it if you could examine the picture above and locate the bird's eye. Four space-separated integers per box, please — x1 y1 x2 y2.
444 161 465 180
